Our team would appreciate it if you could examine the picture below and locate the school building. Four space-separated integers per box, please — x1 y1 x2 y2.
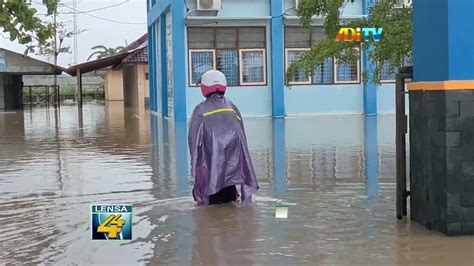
146 0 403 121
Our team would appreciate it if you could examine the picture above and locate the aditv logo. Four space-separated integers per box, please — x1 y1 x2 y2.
336 27 383 42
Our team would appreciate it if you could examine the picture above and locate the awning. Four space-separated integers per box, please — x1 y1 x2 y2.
65 52 131 76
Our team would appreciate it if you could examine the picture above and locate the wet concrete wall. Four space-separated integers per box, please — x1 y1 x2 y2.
123 65 147 111
104 70 124 101
410 90 474 235
0 73 22 110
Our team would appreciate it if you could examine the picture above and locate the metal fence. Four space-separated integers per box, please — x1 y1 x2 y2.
23 84 104 107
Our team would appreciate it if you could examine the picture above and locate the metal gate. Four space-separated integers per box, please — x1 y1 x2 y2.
396 66 413 219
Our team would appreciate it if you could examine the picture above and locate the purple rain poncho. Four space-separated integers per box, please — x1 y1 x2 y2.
188 94 259 205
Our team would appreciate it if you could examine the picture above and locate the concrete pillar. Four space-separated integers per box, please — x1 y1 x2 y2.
160 14 168 117
408 0 474 235
171 0 186 121
136 65 146 113
362 0 377 116
270 0 285 117
273 118 287 195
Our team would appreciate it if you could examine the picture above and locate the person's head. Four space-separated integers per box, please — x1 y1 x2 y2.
199 70 227 98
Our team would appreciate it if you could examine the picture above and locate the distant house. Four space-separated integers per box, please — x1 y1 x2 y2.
102 34 148 105
0 48 62 110
66 34 149 110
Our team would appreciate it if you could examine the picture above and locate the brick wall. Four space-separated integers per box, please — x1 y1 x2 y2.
409 90 474 235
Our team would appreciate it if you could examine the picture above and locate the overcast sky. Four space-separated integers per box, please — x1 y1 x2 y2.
0 0 147 67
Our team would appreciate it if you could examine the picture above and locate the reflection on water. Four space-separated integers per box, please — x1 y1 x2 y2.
0 103 473 265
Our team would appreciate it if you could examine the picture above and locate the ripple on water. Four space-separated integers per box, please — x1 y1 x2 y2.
1 106 473 265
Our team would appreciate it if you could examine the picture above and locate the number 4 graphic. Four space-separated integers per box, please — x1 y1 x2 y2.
97 214 126 239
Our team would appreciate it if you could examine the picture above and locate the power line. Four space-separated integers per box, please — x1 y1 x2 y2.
60 3 146 25
62 0 131 13
35 1 145 25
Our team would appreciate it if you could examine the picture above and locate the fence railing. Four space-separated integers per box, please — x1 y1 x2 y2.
23 85 104 107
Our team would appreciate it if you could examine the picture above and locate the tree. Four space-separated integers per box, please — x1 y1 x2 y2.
0 0 58 53
87 45 126 61
38 22 73 59
286 0 412 86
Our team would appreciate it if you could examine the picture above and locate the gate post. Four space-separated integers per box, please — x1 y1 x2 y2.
395 67 412 219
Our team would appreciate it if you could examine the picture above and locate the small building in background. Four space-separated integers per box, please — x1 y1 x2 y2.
0 48 62 110
65 34 149 110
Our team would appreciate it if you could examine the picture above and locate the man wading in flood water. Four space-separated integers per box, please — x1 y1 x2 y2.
188 70 259 205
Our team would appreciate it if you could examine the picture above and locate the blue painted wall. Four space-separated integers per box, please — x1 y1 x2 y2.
187 87 273 118
285 85 364 116
413 0 474 82
377 84 409 114
283 0 363 16
377 84 395 114
185 0 270 17
149 0 398 119
412 0 449 82
447 0 474 80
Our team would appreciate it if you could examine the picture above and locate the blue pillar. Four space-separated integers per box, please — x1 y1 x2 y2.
171 0 187 121
150 114 159 179
272 118 287 195
160 13 168 117
270 0 285 118
147 0 171 117
364 116 379 198
362 0 377 116
413 0 474 82
147 23 157 113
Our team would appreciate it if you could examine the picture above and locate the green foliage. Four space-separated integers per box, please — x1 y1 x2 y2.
87 45 126 61
38 22 73 57
286 0 412 86
0 0 58 53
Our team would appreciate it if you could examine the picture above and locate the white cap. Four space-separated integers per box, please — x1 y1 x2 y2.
201 70 227 87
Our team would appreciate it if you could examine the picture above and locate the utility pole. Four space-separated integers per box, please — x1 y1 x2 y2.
53 8 59 109
73 0 78 64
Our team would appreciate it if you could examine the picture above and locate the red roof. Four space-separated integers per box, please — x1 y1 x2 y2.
123 46 148 64
125 34 148 51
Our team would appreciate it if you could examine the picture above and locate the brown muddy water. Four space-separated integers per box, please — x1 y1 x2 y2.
0 102 473 265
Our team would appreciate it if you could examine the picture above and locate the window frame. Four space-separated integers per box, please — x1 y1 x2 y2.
333 48 361 84
239 48 267 86
187 26 268 87
285 48 312 85
284 26 365 86
188 49 216 87
312 58 334 85
216 48 240 87
380 61 396 83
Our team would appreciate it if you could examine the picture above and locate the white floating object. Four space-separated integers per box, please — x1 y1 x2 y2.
275 204 289 219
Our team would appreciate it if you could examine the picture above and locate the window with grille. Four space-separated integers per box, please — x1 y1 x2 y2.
334 59 360 83
217 50 239 86
313 58 333 84
380 61 396 82
334 48 361 84
240 49 266 85
286 48 311 84
188 27 267 87
189 50 215 86
285 26 360 85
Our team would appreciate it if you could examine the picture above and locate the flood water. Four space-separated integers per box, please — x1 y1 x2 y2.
1 102 473 265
